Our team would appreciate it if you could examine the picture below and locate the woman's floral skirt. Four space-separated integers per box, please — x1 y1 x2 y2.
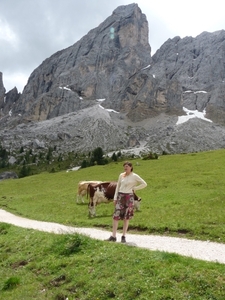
113 192 134 220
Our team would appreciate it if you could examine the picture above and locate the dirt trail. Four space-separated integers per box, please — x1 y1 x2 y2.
1 209 225 264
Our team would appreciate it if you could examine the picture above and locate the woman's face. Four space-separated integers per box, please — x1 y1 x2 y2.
124 164 132 172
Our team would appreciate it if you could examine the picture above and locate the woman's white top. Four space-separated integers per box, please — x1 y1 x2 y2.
114 172 147 200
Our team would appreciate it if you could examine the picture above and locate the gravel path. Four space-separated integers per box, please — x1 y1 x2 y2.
1 209 225 264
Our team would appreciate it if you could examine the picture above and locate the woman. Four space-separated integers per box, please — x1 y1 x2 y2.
106 161 147 243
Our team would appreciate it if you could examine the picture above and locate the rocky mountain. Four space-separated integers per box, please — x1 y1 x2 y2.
0 3 225 163
2 3 151 123
150 31 225 125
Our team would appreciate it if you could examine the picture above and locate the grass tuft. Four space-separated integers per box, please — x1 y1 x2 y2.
2 277 20 291
51 234 90 256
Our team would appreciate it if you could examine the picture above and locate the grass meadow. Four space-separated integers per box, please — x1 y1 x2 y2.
0 149 225 299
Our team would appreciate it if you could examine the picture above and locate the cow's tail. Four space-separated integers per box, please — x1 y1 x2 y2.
87 184 91 202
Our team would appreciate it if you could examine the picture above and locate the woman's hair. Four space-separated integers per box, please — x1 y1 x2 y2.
123 161 133 171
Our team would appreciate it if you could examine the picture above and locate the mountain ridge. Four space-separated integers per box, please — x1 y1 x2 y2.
0 3 225 164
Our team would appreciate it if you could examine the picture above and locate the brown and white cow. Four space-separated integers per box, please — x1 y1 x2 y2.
87 181 141 217
76 180 102 203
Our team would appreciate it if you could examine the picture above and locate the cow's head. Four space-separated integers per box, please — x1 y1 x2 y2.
134 197 141 211
88 203 96 217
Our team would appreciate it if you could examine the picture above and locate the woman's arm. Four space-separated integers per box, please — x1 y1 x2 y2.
113 173 122 200
133 174 147 191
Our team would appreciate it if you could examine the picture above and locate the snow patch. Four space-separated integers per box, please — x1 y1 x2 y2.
59 86 72 91
98 104 119 113
183 90 207 94
141 65 150 70
176 107 212 125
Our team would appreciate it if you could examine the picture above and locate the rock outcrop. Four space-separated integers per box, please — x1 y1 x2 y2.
0 72 6 117
3 87 20 114
0 171 18 181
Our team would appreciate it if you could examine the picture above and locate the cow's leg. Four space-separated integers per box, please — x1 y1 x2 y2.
92 197 98 217
88 198 96 217
76 194 80 203
80 190 87 203
77 194 82 203
88 202 92 217
93 202 96 217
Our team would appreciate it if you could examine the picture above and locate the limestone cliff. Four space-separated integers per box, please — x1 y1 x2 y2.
9 3 151 122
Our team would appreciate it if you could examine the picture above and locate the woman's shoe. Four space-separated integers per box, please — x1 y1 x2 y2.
121 236 126 243
105 236 116 242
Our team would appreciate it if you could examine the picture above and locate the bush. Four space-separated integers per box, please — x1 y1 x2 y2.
142 152 158 160
111 152 117 161
19 165 31 178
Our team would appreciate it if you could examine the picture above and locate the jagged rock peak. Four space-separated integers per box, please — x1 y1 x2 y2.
0 72 5 90
8 3 151 123
0 72 6 117
113 3 138 15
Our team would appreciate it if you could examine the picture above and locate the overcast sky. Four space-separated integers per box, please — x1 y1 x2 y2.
1 0 225 93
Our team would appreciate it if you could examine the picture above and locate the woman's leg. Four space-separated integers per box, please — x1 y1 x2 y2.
112 219 119 237
122 219 129 236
